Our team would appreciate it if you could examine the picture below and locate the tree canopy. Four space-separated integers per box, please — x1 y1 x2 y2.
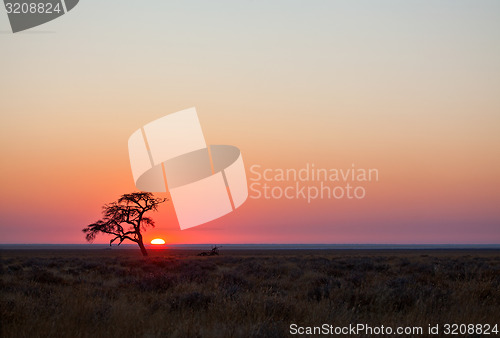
83 192 166 256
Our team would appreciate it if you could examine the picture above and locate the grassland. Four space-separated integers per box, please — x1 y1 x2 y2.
1 249 499 337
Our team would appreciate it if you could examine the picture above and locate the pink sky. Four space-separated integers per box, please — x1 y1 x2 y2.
1 1 499 244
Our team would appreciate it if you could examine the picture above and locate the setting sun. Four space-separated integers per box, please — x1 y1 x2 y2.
150 238 165 245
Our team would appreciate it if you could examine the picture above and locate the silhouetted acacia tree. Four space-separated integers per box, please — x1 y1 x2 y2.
82 192 166 256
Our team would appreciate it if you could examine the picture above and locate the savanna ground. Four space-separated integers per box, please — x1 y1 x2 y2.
1 249 499 337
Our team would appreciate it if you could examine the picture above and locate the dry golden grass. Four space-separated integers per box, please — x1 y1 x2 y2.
1 249 499 337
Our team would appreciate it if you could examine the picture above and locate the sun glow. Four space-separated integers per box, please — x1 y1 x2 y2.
151 238 166 245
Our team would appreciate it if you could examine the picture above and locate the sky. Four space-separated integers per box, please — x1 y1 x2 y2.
1 0 499 244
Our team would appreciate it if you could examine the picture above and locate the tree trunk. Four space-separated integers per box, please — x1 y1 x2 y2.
137 238 148 257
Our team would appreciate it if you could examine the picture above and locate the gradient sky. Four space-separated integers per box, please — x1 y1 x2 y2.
1 0 499 244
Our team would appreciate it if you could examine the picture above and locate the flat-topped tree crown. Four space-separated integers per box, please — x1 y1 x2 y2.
83 192 166 256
